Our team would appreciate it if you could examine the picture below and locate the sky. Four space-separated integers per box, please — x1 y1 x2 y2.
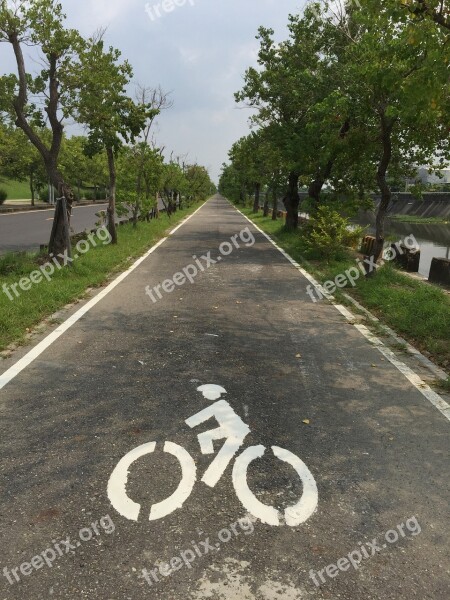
1 0 306 183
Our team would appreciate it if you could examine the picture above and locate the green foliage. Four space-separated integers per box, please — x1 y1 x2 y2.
223 0 450 267
184 164 216 204
116 145 162 218
436 377 450 392
39 186 50 202
0 124 47 195
305 205 365 260
0 188 7 204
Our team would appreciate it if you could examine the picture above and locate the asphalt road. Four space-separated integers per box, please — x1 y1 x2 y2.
0 199 170 254
0 195 448 599
0 204 110 254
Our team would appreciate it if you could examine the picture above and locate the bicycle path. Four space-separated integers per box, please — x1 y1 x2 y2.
0 195 448 599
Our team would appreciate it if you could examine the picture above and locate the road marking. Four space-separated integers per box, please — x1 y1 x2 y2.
232 445 319 527
186 396 251 488
234 205 450 424
107 441 197 522
197 384 227 401
0 203 206 390
108 384 319 526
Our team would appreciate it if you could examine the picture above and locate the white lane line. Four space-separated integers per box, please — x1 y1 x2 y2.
0 203 206 391
0 203 108 217
234 205 450 424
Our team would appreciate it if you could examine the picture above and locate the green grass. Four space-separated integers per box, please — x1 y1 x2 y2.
239 205 450 369
435 376 450 391
0 178 31 201
389 214 450 225
0 179 104 203
0 203 203 351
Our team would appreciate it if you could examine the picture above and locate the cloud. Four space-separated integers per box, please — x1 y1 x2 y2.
1 0 301 182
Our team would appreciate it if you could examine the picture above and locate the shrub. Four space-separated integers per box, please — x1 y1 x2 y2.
39 186 51 202
84 190 108 201
0 188 7 204
305 205 365 260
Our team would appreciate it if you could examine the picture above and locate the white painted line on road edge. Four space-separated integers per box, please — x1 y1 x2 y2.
0 203 206 391
234 205 450 424
342 292 449 382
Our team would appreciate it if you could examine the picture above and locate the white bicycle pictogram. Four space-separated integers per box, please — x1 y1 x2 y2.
107 384 318 527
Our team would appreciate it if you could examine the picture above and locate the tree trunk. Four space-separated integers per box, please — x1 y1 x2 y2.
308 120 350 207
283 171 300 230
253 182 261 213
106 147 118 244
47 164 74 257
373 113 396 264
29 169 35 207
272 188 278 220
308 159 332 207
263 195 270 217
9 31 72 257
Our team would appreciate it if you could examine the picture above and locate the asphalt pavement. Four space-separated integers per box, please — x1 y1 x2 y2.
0 195 448 599
0 204 110 254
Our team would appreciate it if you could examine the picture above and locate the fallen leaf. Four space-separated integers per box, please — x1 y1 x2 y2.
303 419 310 425
296 354 302 359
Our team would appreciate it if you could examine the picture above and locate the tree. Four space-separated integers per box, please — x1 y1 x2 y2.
0 0 86 255
184 164 215 205
59 135 107 201
235 7 343 228
116 144 164 226
76 35 151 243
339 0 450 260
218 163 244 203
228 128 285 215
160 160 185 215
402 0 450 30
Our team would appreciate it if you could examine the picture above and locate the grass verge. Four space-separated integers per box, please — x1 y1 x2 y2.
0 202 203 352
238 205 450 370
0 178 31 200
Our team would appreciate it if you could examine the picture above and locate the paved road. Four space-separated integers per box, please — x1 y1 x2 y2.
0 195 448 599
0 204 110 254
0 199 169 254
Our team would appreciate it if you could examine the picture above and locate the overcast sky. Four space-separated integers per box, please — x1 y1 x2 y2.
1 0 305 183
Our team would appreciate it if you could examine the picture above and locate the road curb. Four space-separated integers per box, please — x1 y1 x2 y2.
0 201 107 214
